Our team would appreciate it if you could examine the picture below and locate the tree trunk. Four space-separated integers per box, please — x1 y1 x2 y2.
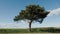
29 20 32 32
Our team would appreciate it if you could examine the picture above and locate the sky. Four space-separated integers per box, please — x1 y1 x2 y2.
0 0 60 28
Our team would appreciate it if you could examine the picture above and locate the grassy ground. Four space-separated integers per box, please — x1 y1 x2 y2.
0 27 60 33
0 33 60 34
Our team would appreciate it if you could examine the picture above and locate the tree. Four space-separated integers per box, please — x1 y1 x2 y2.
14 5 49 32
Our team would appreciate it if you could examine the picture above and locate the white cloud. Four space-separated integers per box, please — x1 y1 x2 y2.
47 8 60 16
0 22 28 28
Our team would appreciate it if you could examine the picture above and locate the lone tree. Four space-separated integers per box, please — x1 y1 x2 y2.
14 5 49 32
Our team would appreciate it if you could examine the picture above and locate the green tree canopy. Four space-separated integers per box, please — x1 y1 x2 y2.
14 5 49 23
14 5 49 32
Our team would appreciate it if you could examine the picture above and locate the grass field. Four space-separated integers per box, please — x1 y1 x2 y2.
0 27 60 33
0 33 60 34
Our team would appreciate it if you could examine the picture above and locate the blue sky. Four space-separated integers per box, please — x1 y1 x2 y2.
0 0 60 28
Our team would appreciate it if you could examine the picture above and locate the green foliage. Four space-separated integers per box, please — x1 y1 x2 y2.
14 5 49 23
14 4 50 32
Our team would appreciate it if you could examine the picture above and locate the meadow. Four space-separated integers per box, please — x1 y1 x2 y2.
0 27 60 33
0 33 60 34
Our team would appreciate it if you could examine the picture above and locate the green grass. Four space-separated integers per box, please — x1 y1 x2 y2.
0 27 60 33
0 33 60 34
0 28 29 33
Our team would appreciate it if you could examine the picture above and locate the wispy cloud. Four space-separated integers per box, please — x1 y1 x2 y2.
48 8 60 16
0 22 28 28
